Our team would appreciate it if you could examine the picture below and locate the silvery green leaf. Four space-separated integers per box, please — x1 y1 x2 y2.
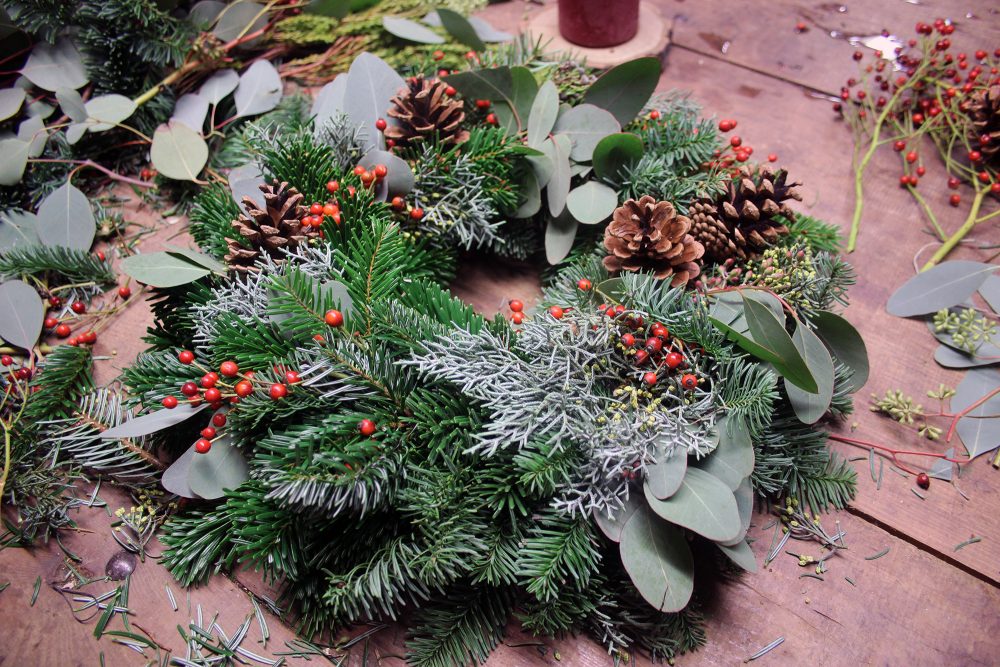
165 246 228 274
189 0 226 28
382 16 444 43
514 168 540 218
720 476 754 546
594 491 641 542
934 344 999 369
84 94 136 132
234 60 282 118
229 162 265 207
544 208 577 265
102 403 208 439
343 53 405 151
951 368 1000 459
55 88 87 122
811 310 869 390
27 101 54 119
436 8 486 51
36 182 95 251
645 446 686 500
886 261 996 317
583 57 661 126
359 149 414 198
311 74 347 136
619 505 694 612
566 180 618 225
694 416 753 490
717 538 757 572
552 103 621 161
121 252 213 287
66 123 87 145
17 115 46 157
546 133 572 217
0 138 29 185
422 11 441 26
0 210 39 250
21 39 88 91
161 444 198 498
927 447 954 481
0 279 43 349
198 69 239 105
171 93 209 132
527 80 558 149
213 0 268 44
188 434 249 500
467 16 512 42
644 467 741 542
151 122 209 181
785 322 835 424
0 87 25 122
979 275 1000 314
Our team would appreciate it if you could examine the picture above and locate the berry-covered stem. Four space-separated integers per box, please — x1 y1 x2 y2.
921 186 988 270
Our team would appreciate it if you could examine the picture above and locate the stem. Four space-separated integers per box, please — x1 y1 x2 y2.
829 433 967 465
29 159 153 188
0 419 10 515
944 385 1000 444
921 187 988 270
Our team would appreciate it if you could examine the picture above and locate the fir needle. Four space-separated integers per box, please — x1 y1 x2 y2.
745 636 785 662
865 547 890 560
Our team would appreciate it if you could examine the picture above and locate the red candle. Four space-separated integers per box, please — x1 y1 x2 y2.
558 0 640 48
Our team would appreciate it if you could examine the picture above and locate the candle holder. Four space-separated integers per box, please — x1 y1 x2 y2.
558 0 640 48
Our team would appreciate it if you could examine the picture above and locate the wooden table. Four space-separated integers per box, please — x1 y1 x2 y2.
2 1 999 665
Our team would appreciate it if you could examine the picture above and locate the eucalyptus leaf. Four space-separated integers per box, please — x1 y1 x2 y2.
0 210 39 250
36 182 96 251
17 115 46 157
527 151 554 189
719 477 754 547
213 0 268 44
544 208 578 265
382 16 444 44
886 261 996 317
980 275 1000 314
171 94 209 132
527 80 558 149
467 16 512 42
0 280 43 350
84 94 136 132
436 8 486 51
552 104 621 162
566 181 618 225
644 467 741 542
717 538 757 572
927 447 954 481
234 60 282 118
165 246 228 274
514 168 540 218
645 447 686 500
55 88 87 123
934 344 999 369
593 491 641 542
304 0 351 18
928 312 1000 363
151 122 209 181
189 0 226 28
546 133 572 217
583 57 661 126
708 291 745 328
359 149 414 198
121 252 213 287
620 506 693 612
27 101 54 119
592 132 643 183
311 74 348 135
785 323 835 424
188 435 249 500
66 123 88 145
0 88 25 122
21 39 89 92
742 295 818 393
694 417 753 490
811 310 869 390
161 444 198 498
343 53 405 151
507 67 538 135
443 67 514 110
0 139 29 186
198 69 240 105
102 403 208 439
951 368 1000 459
229 162 265 208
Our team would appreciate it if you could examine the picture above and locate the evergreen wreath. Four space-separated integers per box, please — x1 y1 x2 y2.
24 50 867 665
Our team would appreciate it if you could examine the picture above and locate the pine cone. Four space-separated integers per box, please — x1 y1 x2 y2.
691 165 800 263
384 76 470 148
967 84 1000 163
603 196 704 287
225 181 318 274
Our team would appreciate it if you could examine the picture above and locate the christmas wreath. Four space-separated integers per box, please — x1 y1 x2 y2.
37 50 867 665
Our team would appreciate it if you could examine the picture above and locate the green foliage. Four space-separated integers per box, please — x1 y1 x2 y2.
0 244 116 286
406 585 513 667
785 213 843 254
23 345 93 422
518 512 601 601
189 183 241 261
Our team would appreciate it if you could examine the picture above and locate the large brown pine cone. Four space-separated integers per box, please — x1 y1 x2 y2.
603 196 704 287
384 76 470 149
690 165 800 263
225 181 318 274
967 84 1000 163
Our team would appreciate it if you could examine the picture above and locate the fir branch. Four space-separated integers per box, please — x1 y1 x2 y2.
189 182 241 261
0 245 116 285
518 511 601 602
405 585 513 667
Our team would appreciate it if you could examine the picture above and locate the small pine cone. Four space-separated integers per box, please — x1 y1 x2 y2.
603 196 704 287
224 181 318 274
967 84 1000 163
384 76 470 148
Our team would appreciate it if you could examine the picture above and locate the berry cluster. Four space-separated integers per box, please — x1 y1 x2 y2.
606 310 699 391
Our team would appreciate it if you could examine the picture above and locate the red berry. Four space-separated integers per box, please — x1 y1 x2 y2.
309 202 322 215
577 278 592 291
992 183 1000 194
621 333 636 347
893 140 906 152
947 177 960 189
269 383 287 400
681 374 698 390
285 370 301 384
179 350 195 364
391 196 405 210
55 323 71 338
323 203 337 217
358 418 376 436
969 150 982 162
0 355 11 366
445 86 456 96
194 438 212 454
353 165 366 176
643 372 658 386
509 299 524 312
433 50 445 61
325 309 344 327
949 194 961 206
979 171 991 183
634 349 649 365
549 306 564 319
220 360 239 377
853 50 863 60
235 380 253 397
200 426 216 439
118 285 131 299
162 396 179 409
201 372 219 388
899 175 910 187
718 119 733 132
181 381 199 397
665 352 683 369
360 170 375 186
645 337 663 353
916 166 926 177
409 208 424 220
767 153 778 162
729 135 742 148
326 180 340 193
204 387 222 403
44 317 58 329
916 472 930 489
375 118 387 131
96 251 105 262
475 99 490 109
511 312 525 324
48 296 62 308
373 164 388 179
795 21 807 32
905 151 918 163
67 337 78 347
71 301 86 314
212 412 227 427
